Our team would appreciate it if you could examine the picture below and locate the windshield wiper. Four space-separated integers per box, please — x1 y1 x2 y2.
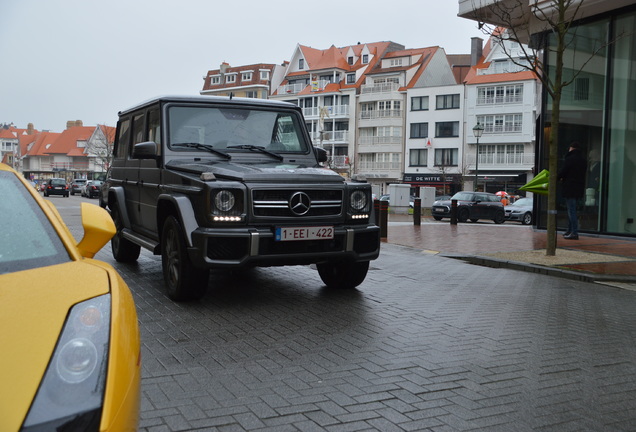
171 142 231 160
227 145 284 161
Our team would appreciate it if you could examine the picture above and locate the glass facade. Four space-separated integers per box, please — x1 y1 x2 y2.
539 7 636 237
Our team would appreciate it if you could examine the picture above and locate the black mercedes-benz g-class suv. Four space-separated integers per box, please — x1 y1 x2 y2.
107 95 380 300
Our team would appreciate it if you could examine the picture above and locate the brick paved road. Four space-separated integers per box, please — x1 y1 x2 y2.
60 198 636 431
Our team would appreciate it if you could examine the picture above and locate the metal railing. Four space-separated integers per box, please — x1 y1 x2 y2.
360 109 403 120
360 83 400 94
358 136 403 145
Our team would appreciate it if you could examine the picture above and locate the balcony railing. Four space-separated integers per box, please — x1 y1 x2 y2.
470 153 534 167
358 161 402 171
360 109 403 120
331 155 350 169
310 130 348 143
358 136 403 145
477 95 523 105
51 161 90 170
278 82 307 95
302 105 350 118
483 124 523 134
360 83 400 94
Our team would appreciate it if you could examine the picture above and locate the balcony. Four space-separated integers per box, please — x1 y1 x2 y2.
360 83 399 94
310 130 348 144
278 82 307 95
469 152 534 170
358 136 402 146
331 155 350 169
358 161 402 171
360 109 403 120
302 105 350 118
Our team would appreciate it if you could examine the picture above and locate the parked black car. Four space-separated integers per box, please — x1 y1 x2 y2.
432 191 505 223
82 180 103 198
43 178 69 197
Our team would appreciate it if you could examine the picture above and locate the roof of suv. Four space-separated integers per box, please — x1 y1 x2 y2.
118 95 298 116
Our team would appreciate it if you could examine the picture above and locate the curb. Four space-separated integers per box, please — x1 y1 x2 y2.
443 253 636 284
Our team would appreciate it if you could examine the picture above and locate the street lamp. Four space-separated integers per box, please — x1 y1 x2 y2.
472 122 484 191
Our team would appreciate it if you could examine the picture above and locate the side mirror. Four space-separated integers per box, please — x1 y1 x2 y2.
132 141 159 159
76 202 116 258
314 146 328 163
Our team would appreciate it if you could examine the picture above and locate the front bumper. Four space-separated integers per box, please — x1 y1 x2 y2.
189 224 381 268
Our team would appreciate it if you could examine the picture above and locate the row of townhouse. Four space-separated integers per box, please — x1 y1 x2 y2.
0 121 115 184
201 36 539 197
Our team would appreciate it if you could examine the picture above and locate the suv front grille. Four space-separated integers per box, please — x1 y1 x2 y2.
252 189 343 217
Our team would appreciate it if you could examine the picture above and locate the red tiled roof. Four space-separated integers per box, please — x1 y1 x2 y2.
465 70 537 84
45 126 94 155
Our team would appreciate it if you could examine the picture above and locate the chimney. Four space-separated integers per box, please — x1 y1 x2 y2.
471 37 483 66
67 120 84 129
75 120 83 127
220 62 230 74
27 123 34 135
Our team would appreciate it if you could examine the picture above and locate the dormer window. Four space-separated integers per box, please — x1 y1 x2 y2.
348 56 354 65
390 58 403 67
346 73 356 84
226 74 236 83
299 58 305 69
260 70 270 80
362 54 369 64
211 76 220 85
242 72 252 81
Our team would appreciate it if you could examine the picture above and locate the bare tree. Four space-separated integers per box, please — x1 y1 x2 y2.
467 0 616 255
86 124 116 174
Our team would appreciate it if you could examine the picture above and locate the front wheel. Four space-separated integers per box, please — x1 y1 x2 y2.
110 204 141 262
493 211 505 224
522 212 532 225
458 207 470 223
317 261 369 289
161 216 209 301
433 216 443 221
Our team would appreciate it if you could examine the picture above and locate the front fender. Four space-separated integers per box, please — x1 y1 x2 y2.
109 186 132 230
157 194 198 248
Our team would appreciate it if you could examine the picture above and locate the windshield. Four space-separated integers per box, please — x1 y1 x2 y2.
451 192 475 201
167 105 309 155
512 198 532 206
0 172 69 274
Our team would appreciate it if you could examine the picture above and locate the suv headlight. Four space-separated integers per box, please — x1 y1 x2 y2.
348 189 371 220
22 295 110 431
211 189 244 222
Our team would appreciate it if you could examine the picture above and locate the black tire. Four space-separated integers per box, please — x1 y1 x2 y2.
161 216 209 301
44 191 48 197
433 216 443 221
110 204 141 263
522 212 532 225
317 260 369 289
493 210 505 224
458 207 470 223
470 218 479 223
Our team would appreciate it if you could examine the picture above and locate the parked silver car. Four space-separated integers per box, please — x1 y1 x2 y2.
505 197 533 225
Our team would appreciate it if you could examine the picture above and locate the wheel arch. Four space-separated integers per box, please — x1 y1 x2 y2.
108 186 132 229
156 194 198 248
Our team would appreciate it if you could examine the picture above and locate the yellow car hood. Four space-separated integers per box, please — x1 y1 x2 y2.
0 260 111 431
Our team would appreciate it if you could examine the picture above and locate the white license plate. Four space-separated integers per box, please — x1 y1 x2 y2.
275 226 334 241
434 208 445 212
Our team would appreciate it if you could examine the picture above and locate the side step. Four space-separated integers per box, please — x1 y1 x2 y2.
122 228 161 254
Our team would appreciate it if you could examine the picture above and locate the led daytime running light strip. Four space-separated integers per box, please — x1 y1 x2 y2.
213 216 243 222
350 214 369 219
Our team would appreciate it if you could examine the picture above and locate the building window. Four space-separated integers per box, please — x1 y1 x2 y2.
242 72 252 81
436 94 460 110
346 73 356 84
211 76 220 85
410 149 428 166
434 148 458 166
260 70 270 80
299 58 304 69
390 58 403 67
362 54 369 64
411 96 429 111
245 91 257 98
226 74 236 83
574 77 590 101
410 123 428 138
348 56 354 65
477 114 523 133
477 84 523 104
435 122 459 137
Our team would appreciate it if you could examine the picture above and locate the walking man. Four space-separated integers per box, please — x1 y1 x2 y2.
558 141 587 240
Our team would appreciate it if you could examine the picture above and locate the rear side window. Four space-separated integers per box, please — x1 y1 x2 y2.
115 118 131 158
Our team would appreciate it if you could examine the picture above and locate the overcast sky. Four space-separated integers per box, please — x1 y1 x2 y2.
0 0 484 132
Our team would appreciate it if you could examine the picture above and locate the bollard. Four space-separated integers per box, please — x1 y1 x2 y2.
374 199 380 227
413 198 421 226
450 199 458 225
379 199 388 239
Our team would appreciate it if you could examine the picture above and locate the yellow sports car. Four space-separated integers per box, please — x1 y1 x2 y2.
0 163 141 432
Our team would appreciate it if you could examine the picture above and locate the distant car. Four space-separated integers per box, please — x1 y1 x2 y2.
434 195 452 202
70 178 88 196
81 180 103 198
505 197 534 225
43 178 69 197
0 163 141 432
431 191 505 224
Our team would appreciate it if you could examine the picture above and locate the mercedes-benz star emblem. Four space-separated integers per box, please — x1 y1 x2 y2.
289 191 311 216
